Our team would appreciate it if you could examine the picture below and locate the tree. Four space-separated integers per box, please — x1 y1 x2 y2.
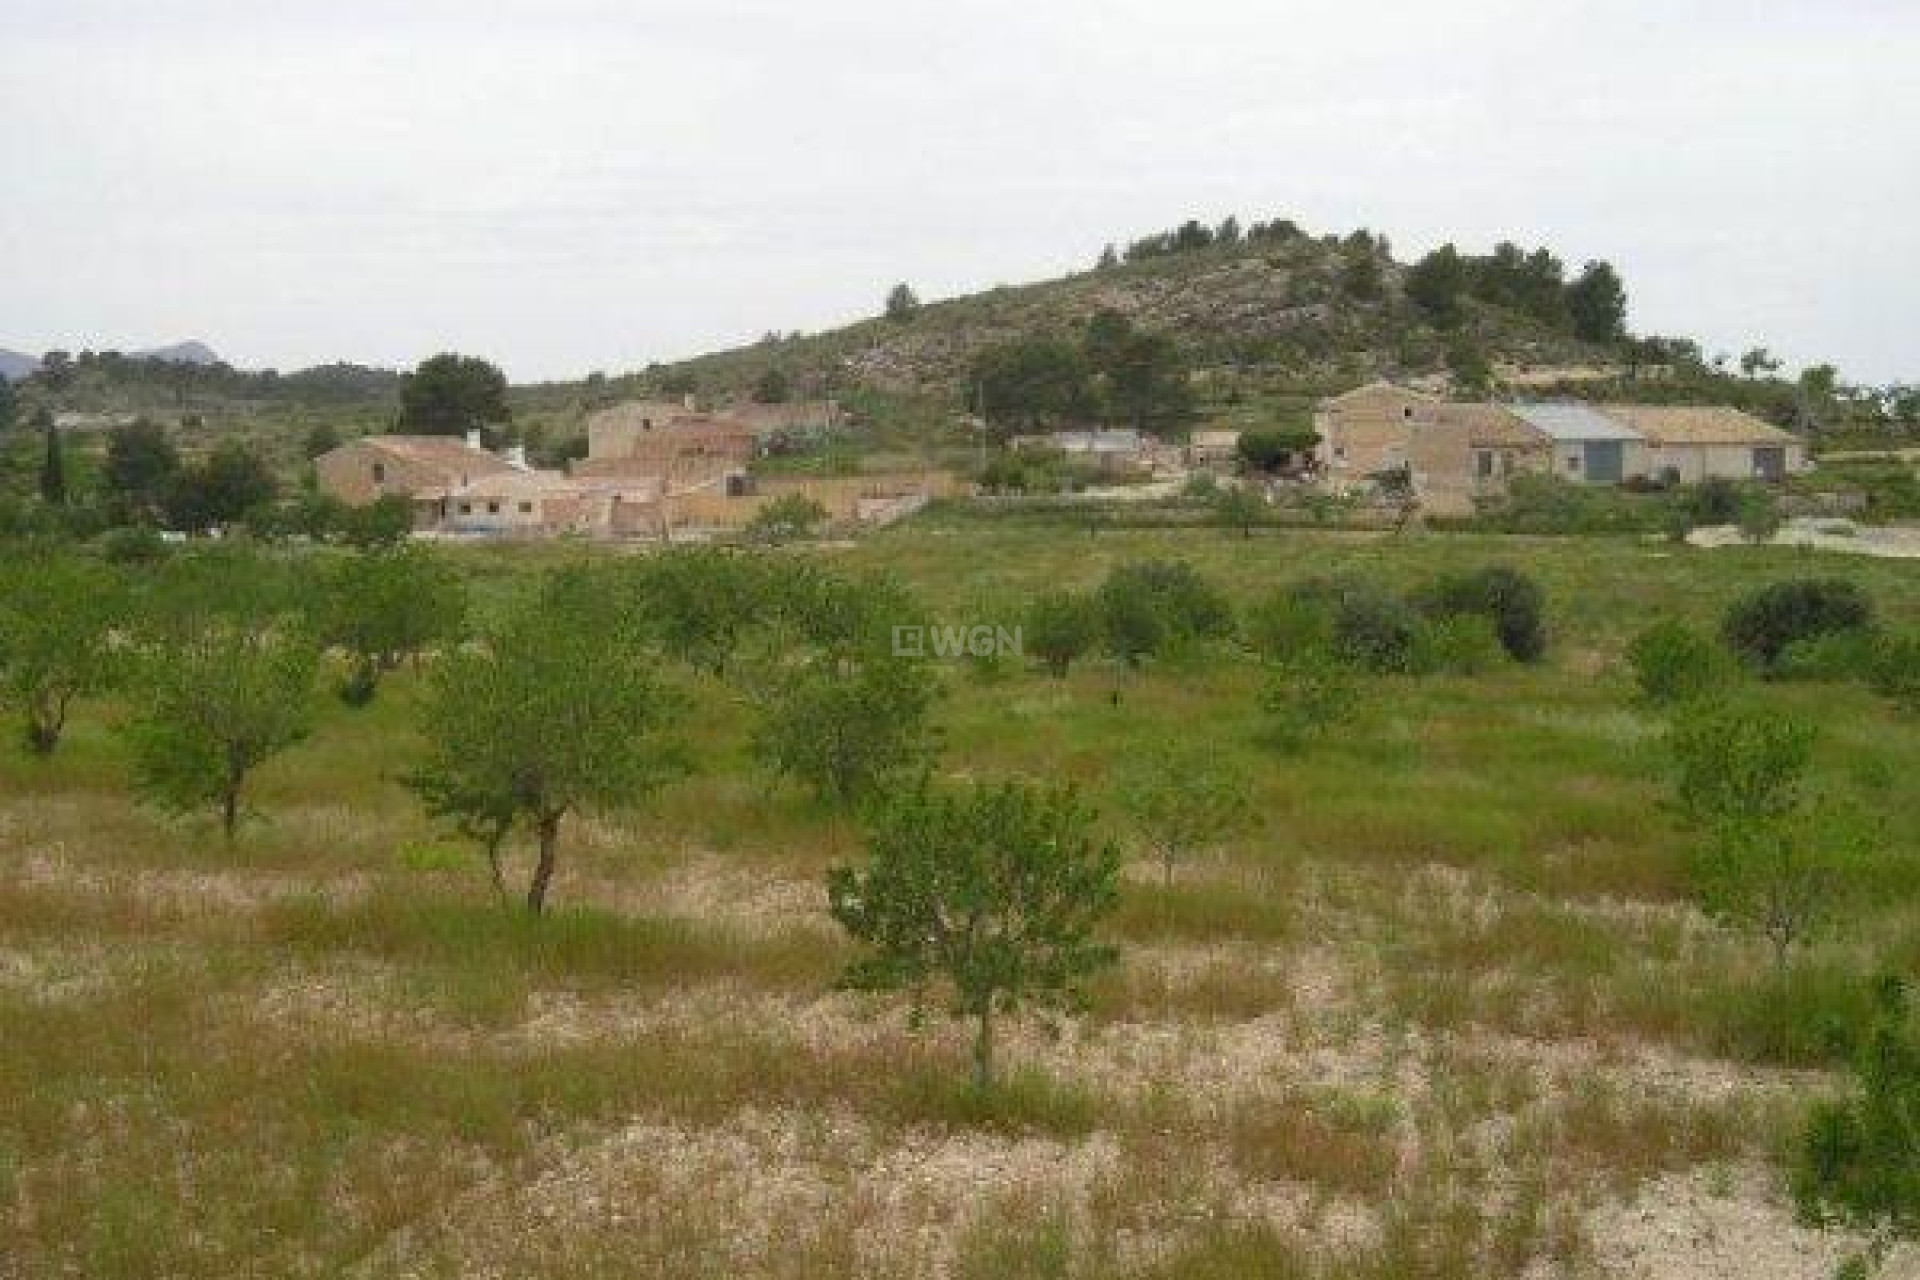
1446 336 1493 395
627 549 766 677
885 283 921 322
1626 620 1729 704
0 551 124 754
1795 975 1920 1272
104 419 181 522
124 623 319 841
36 409 65 505
754 658 935 807
1668 700 1851 967
1418 565 1547 662
1023 590 1098 678
1095 244 1119 271
310 546 467 704
1340 236 1384 301
744 492 829 544
1740 347 1782 379
970 337 1087 431
1097 560 1234 666
1566 261 1628 344
1235 429 1318 474
1102 330 1191 431
1214 485 1265 538
828 780 1121 1088
751 366 791 404
1722 579 1873 671
397 353 511 436
302 423 342 460
1118 746 1252 886
163 440 277 530
0 376 16 435
1405 245 1469 327
1261 650 1358 753
407 594 681 913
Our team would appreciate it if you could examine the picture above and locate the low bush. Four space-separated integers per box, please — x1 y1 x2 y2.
1260 650 1359 753
1722 578 1873 671
1774 629 1881 683
1627 620 1730 703
1287 575 1423 673
1419 565 1547 662
1419 614 1507 675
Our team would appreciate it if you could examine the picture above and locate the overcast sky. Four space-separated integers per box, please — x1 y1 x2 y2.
2 1 1915 384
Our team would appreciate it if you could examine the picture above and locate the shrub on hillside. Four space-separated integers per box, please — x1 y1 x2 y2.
1418 565 1547 662
1243 588 1334 663
1722 579 1873 671
1627 620 1729 704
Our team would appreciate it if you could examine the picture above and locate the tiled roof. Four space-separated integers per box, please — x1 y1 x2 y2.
1600 405 1799 446
363 435 515 474
1435 403 1543 448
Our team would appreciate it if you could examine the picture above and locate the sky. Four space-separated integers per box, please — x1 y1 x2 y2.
2 0 1915 385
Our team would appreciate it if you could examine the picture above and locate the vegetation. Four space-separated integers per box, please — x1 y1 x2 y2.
1 522 1918 1275
310 546 467 704
122 621 319 840
1117 744 1253 885
743 492 829 544
0 549 124 753
829 780 1121 1088
1723 579 1874 671
1796 975 1920 1271
1627 619 1730 704
407 590 680 913
1023 590 1100 677
396 352 511 437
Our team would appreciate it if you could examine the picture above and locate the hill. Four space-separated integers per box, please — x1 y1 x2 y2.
0 350 39 382
652 221 1626 403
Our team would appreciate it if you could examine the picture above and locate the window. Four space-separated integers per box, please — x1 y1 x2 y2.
486 501 501 515
1402 406 1414 420
371 461 386 484
1566 453 1582 472
457 502 472 515
518 501 533 514
1476 450 1495 479
1333 445 1347 461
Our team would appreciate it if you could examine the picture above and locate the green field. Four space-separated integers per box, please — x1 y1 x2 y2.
2 525 1916 1278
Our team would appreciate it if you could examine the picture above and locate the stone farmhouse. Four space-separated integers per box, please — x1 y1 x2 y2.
1313 382 1807 516
315 402 953 539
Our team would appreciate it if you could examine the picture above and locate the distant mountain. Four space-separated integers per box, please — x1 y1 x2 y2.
132 340 221 366
0 340 223 381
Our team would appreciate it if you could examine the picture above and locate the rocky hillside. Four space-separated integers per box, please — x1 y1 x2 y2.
658 223 1622 400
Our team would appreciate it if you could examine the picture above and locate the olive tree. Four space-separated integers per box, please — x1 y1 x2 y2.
407 596 681 914
828 781 1121 1089
123 623 319 840
0 550 125 754
1118 745 1254 886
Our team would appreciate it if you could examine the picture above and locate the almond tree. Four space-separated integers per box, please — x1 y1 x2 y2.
828 781 1121 1089
124 622 319 840
407 590 681 913
0 550 125 755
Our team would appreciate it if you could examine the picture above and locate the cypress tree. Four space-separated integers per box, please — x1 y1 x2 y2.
36 409 66 505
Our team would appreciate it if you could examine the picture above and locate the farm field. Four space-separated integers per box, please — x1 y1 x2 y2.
3 524 1918 1279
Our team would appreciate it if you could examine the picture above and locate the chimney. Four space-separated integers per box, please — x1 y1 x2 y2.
683 393 696 411
465 428 483 451
506 445 529 471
